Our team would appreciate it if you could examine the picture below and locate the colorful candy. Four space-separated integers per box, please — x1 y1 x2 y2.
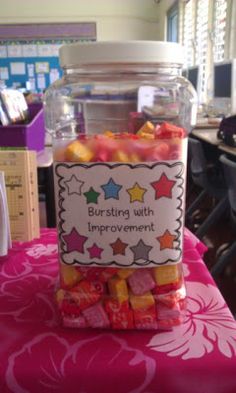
153 264 181 286
60 264 81 289
70 280 101 310
65 140 94 162
108 277 129 303
82 302 110 328
128 269 156 295
55 120 187 330
129 291 155 310
54 121 186 164
133 305 157 330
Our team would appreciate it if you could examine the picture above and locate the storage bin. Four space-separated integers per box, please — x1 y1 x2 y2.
0 103 45 152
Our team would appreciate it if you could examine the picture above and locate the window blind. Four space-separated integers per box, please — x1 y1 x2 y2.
183 0 194 68
213 0 227 62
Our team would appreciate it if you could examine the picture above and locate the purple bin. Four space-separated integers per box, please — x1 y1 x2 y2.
0 103 45 152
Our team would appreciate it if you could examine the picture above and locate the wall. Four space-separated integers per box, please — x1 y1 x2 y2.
0 0 165 41
155 0 176 41
228 0 236 58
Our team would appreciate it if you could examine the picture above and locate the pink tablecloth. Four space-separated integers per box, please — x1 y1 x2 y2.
1 228 236 393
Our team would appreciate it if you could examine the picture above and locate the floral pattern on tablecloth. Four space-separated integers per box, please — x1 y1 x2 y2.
1 228 236 393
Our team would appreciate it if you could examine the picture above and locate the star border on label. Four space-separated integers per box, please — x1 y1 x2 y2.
126 182 147 203
101 177 123 200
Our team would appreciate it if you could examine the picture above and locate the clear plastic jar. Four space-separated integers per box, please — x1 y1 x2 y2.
44 41 197 330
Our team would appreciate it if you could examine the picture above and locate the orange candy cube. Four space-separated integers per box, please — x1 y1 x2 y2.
108 277 129 303
71 280 101 310
65 140 94 162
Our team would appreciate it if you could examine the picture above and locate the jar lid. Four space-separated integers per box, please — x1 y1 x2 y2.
59 41 184 68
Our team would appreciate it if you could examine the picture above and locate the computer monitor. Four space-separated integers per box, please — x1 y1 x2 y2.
213 60 236 115
183 66 202 103
188 65 202 94
182 69 188 79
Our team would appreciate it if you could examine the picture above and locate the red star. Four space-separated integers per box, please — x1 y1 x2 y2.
157 230 176 250
110 238 128 256
151 173 176 199
62 228 88 254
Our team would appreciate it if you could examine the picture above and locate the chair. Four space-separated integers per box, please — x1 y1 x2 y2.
186 137 228 239
211 154 236 277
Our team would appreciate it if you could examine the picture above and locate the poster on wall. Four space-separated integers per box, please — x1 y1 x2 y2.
22 44 38 57
51 43 62 57
10 62 26 75
35 62 49 73
37 44 53 57
0 23 96 92
27 64 35 77
0 45 7 58
37 73 46 90
7 45 22 57
0 67 9 80
49 68 60 84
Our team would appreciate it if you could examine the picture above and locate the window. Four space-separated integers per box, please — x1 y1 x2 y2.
180 0 228 103
213 0 228 62
183 0 195 67
167 2 179 42
195 0 209 101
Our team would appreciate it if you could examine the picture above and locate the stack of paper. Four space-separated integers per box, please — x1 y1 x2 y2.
0 150 40 241
0 171 11 256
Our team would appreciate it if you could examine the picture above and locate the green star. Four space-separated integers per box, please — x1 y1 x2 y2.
83 187 100 204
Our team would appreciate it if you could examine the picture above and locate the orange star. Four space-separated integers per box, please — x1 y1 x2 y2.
157 230 176 250
110 238 128 256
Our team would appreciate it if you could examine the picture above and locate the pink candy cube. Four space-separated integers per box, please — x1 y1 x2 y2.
133 305 158 330
63 315 88 328
128 269 156 295
157 303 181 320
82 302 110 328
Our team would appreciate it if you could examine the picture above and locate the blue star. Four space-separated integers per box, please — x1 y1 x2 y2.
101 177 122 200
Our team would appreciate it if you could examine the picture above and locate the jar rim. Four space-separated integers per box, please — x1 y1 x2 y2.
59 41 184 68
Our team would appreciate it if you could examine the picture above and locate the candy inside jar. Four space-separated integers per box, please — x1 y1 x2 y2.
53 121 187 163
53 121 188 330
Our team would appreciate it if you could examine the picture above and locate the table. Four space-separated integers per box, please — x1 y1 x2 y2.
191 127 220 146
218 142 236 157
1 228 236 393
191 128 236 157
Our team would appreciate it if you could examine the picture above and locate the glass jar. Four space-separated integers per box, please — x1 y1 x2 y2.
44 41 197 330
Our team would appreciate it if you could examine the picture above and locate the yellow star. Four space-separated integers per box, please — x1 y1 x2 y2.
127 182 147 203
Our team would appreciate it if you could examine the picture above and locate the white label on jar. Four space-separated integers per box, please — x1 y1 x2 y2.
54 161 185 268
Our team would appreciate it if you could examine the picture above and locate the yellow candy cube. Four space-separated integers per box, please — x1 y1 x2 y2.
117 268 135 280
153 264 180 286
138 131 155 140
112 150 130 162
129 153 141 162
130 292 155 310
56 288 65 305
60 264 81 288
104 130 115 138
108 277 129 303
65 140 94 162
137 121 155 135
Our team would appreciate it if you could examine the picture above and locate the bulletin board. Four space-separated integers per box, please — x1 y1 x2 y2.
0 23 96 92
